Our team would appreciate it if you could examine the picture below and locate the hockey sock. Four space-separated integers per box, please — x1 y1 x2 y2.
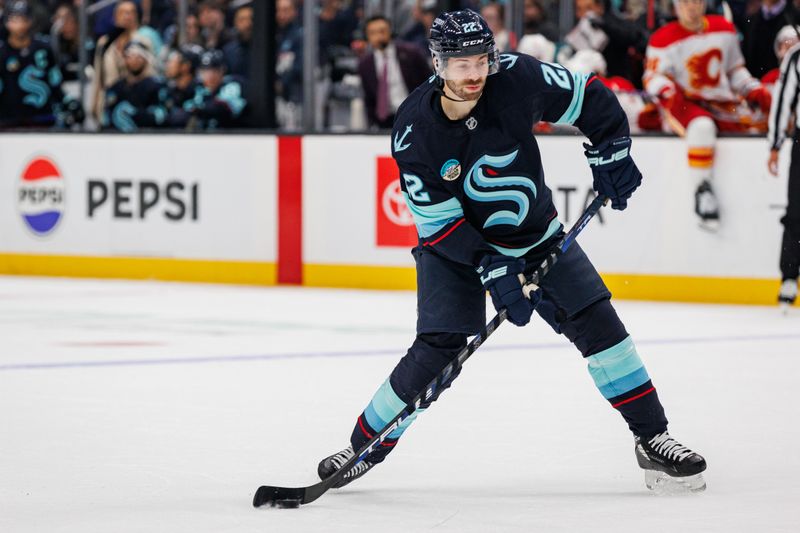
349 332 466 463
349 378 425 463
686 116 716 183
586 336 668 438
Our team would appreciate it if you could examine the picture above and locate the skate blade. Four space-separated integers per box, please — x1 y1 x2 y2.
698 219 720 233
644 470 706 494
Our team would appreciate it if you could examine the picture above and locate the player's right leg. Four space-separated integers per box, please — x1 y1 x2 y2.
685 116 720 231
318 246 486 488
664 101 720 231
779 136 800 310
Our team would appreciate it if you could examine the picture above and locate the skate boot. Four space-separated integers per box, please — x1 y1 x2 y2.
635 432 707 493
694 180 720 232
318 445 375 488
778 279 797 313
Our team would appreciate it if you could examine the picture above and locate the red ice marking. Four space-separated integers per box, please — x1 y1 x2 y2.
57 341 166 348
612 386 655 408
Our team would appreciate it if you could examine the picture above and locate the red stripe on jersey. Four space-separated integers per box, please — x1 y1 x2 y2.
424 218 466 246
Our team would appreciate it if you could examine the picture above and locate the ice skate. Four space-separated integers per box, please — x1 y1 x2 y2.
635 432 707 494
694 180 720 232
778 279 797 314
318 445 375 488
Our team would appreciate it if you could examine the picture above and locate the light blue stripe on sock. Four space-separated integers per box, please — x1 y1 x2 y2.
363 378 408 430
597 366 650 399
586 336 651 399
586 336 641 387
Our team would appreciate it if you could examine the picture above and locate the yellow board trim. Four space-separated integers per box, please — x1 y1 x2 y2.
303 263 416 290
304 264 792 306
0 256 793 306
0 253 276 285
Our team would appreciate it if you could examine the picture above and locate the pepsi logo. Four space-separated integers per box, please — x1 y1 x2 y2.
17 156 65 236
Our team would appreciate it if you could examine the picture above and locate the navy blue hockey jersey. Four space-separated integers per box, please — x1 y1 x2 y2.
103 76 169 132
0 37 65 127
392 53 629 267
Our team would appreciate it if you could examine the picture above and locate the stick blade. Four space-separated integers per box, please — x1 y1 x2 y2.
252 485 306 508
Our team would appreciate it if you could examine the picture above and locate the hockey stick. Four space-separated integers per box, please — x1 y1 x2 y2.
253 194 609 509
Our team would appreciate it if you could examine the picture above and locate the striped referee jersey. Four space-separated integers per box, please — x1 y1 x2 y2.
769 41 800 150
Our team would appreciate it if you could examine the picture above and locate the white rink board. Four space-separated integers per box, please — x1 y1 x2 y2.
303 134 789 279
0 134 278 261
302 135 413 265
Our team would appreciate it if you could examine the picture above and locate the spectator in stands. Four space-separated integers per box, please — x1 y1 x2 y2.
358 14 431 129
223 3 252 78
523 0 559 42
741 0 789 80
103 40 168 132
763 25 800 89
401 0 438 55
481 2 517 52
184 48 247 129
276 0 303 129
564 0 648 86
319 0 359 62
91 0 161 122
198 0 229 50
50 4 81 83
164 43 203 126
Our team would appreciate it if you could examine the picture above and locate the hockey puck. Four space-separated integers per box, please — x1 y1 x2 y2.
274 498 301 509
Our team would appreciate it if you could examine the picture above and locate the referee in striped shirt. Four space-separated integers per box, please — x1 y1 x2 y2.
768 37 800 307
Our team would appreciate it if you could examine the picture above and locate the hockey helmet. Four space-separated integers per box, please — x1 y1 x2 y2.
178 44 206 72
199 49 226 70
428 10 499 80
5 0 33 19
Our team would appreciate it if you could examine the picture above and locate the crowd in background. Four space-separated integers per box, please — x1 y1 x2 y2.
0 0 798 132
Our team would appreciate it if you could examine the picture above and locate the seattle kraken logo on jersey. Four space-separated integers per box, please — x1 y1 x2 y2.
464 150 536 228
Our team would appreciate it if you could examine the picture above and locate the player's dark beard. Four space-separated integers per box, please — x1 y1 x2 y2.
445 78 485 101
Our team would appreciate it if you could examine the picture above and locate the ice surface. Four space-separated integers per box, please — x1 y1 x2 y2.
1 276 799 532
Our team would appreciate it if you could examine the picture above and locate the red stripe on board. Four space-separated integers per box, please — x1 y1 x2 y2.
424 218 466 247
612 387 655 408
278 136 303 284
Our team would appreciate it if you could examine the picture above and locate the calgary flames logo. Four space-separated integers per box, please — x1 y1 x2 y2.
686 48 722 90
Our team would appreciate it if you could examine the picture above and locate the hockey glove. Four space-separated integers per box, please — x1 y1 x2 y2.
745 86 772 113
583 136 642 210
478 255 541 327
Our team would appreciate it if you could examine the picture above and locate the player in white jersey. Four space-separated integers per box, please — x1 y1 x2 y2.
644 0 772 231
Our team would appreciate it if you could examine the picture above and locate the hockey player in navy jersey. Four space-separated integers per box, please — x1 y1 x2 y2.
102 41 169 132
318 10 706 493
0 1 83 129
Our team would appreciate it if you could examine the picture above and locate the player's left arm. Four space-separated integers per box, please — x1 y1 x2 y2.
532 57 641 210
723 34 771 112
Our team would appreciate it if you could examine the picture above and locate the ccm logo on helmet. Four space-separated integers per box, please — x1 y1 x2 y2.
462 39 484 47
